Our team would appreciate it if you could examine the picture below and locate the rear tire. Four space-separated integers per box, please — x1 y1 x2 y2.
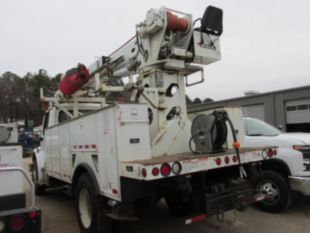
254 170 292 213
165 192 193 217
75 173 113 233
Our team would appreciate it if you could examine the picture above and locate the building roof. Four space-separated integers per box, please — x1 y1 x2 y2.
189 84 310 108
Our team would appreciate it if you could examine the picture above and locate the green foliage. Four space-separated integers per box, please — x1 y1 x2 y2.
0 69 59 127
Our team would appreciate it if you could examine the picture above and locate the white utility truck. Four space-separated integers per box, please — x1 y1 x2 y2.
33 6 277 233
244 117 310 212
0 123 41 233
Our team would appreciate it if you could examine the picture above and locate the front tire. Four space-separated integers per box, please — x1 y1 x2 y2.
254 170 292 213
32 159 46 196
75 174 113 233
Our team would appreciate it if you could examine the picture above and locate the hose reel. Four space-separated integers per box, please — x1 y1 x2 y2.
190 111 228 154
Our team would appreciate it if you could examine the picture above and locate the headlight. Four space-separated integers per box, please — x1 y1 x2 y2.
293 145 310 171
292 145 310 151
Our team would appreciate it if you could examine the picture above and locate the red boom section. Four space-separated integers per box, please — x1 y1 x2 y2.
166 11 189 32
59 64 90 95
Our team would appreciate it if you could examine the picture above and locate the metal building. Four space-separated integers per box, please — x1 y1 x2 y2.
187 85 310 132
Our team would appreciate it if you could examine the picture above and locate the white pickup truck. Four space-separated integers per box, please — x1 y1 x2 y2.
244 117 310 212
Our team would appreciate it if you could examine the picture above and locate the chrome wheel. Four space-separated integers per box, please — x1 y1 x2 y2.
79 188 92 228
258 180 280 205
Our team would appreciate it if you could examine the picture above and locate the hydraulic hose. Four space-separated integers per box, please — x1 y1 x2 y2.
225 116 247 178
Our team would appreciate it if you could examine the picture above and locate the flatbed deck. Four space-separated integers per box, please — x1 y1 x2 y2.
120 147 276 181
126 147 265 165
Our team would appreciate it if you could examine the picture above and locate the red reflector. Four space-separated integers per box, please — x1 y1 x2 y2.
91 144 97 149
185 214 207 225
141 168 147 177
267 148 273 158
112 189 118 195
160 163 171 177
224 156 230 164
215 158 222 166
232 155 238 163
10 215 25 231
28 210 37 220
152 167 160 176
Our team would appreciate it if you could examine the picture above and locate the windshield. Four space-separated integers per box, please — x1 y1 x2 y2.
244 118 280 136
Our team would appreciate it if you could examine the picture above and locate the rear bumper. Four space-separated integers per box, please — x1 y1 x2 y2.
289 176 310 196
0 208 41 233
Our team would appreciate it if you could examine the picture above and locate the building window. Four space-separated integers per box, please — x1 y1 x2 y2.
286 106 296 111
297 104 308 110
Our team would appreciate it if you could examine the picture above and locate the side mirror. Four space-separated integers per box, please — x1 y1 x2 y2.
201 6 223 36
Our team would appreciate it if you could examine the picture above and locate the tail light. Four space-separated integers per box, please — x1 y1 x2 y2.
267 148 274 158
160 163 171 177
10 215 25 231
172 162 182 175
28 210 38 220
215 158 222 166
152 167 160 176
232 155 238 163
224 156 230 164
141 168 147 177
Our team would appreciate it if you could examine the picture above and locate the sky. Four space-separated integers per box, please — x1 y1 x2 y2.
1 0 310 101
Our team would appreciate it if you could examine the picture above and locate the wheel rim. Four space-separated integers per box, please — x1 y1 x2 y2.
79 189 92 228
258 180 280 205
